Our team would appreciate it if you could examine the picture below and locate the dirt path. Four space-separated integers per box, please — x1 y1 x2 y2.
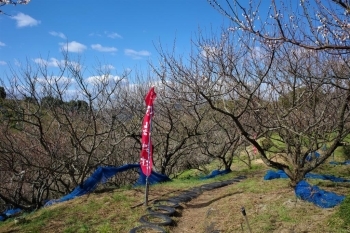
169 174 338 233
171 184 246 233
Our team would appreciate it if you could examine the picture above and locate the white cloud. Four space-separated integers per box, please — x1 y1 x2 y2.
0 61 7 65
33 57 81 70
89 32 102 37
91 44 117 52
49 31 66 39
37 76 75 85
0 41 5 47
86 74 121 84
12 13 40 28
124 49 151 59
33 58 62 67
67 61 81 71
102 64 115 70
60 41 87 53
89 31 122 39
106 32 122 39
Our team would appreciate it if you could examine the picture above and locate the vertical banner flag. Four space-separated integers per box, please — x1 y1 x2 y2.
140 87 156 176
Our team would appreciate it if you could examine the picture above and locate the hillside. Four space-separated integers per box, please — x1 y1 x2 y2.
0 159 349 233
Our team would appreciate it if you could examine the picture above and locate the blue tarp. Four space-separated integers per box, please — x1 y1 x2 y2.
306 151 320 161
264 170 348 208
305 173 350 182
0 208 22 221
264 170 289 180
200 169 231 179
264 170 350 182
329 160 350 165
1 164 170 221
295 180 345 208
44 164 170 206
134 168 171 186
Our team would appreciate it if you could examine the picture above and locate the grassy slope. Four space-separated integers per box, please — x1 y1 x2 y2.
0 157 349 233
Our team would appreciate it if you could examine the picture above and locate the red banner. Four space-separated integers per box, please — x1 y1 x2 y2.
140 87 156 176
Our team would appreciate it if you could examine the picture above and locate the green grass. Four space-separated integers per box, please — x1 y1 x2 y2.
0 157 349 233
329 195 350 231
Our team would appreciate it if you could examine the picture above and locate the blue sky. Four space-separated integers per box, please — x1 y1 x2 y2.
0 0 231 81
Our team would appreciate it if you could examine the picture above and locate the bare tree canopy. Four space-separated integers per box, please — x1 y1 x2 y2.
153 24 350 187
0 86 6 99
0 0 30 15
0 0 30 5
0 54 140 210
208 0 350 51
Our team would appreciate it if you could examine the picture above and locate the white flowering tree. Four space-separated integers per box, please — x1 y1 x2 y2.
0 0 30 15
208 0 350 51
193 0 350 186
154 17 350 187
0 0 29 5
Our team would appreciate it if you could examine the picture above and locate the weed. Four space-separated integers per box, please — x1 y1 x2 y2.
335 195 350 230
95 221 112 233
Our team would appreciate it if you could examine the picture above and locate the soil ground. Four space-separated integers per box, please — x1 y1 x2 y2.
168 166 347 233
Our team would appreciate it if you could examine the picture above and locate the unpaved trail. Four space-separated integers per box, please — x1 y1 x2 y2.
169 172 339 233
171 183 247 233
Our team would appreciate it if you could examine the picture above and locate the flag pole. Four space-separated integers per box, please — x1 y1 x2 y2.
241 207 252 233
144 176 149 206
